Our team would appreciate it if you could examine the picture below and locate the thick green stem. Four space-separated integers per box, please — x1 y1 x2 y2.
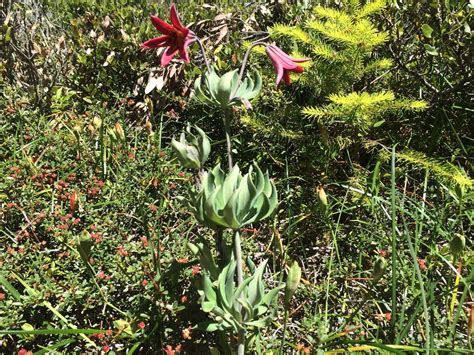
223 112 233 171
214 228 226 267
233 230 243 286
233 230 245 354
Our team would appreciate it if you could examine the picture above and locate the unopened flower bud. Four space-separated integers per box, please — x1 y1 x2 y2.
316 186 328 212
449 234 465 255
284 261 301 309
145 120 153 135
92 116 102 129
114 122 126 141
73 125 81 140
87 124 96 134
372 257 387 284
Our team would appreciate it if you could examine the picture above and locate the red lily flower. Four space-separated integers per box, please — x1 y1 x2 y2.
265 45 310 85
142 4 195 67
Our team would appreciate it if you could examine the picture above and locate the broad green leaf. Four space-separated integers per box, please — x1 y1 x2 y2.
424 44 438 56
421 24 433 38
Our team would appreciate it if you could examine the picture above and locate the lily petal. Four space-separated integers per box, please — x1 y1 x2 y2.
161 46 178 67
178 46 190 63
271 45 310 63
266 47 284 85
144 5 194 66
183 33 196 48
141 35 172 48
267 46 301 70
150 15 175 36
169 4 184 30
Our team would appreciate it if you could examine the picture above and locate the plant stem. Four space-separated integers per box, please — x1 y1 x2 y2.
390 144 398 340
403 219 430 355
233 230 243 286
214 228 225 267
194 36 211 73
223 111 233 171
237 39 268 84
230 39 268 100
280 308 289 354
233 230 245 355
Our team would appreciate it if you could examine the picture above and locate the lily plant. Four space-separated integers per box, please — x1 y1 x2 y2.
142 4 307 354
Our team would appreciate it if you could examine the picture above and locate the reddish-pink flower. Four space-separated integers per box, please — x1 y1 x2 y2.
142 4 195 67
265 45 310 85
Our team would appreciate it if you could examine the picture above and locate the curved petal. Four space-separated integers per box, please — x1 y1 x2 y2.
271 45 310 63
183 33 196 48
150 15 175 36
272 46 311 69
268 46 299 70
141 35 172 48
161 46 178 67
265 47 284 85
169 4 185 30
178 46 190 63
289 56 311 63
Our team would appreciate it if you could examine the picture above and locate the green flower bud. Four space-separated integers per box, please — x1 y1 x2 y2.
114 122 126 141
171 124 211 169
372 257 387 284
92 116 102 129
316 186 328 212
449 234 465 255
284 261 301 308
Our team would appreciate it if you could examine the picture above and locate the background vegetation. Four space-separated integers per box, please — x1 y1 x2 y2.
1 0 472 353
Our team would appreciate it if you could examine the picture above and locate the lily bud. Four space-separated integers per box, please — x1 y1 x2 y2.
92 116 102 129
449 234 465 255
284 261 301 309
87 123 95 134
72 124 81 140
144 120 153 135
77 230 93 265
316 186 328 212
114 122 126 141
372 257 387 284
